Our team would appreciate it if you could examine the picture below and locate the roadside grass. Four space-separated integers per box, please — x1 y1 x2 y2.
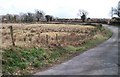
2 26 113 75
111 24 120 28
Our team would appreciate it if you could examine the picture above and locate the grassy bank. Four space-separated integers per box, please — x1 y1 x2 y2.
110 24 120 28
2 24 112 75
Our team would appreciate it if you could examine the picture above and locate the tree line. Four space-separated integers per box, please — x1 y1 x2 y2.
1 1 120 23
1 9 88 23
1 10 54 23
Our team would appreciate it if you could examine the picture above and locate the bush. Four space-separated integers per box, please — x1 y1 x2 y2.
91 23 102 29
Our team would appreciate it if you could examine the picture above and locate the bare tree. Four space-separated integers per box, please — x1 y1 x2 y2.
1 15 6 22
77 9 88 22
45 15 53 22
27 12 34 23
112 1 120 17
118 1 120 17
13 15 19 23
19 13 27 23
35 10 45 22
6 14 13 23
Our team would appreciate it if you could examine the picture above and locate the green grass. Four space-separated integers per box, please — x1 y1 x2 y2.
2 26 113 75
111 24 120 28
2 47 49 75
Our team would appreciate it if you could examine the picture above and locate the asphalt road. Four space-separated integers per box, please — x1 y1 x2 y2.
35 25 119 75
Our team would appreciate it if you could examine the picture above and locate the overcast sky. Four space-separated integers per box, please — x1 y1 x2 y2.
0 0 119 18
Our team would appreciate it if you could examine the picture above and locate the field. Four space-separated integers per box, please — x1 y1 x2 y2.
1 24 97 48
1 23 112 75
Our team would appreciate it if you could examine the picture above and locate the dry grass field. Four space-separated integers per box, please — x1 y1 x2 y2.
1 24 96 49
1 23 112 75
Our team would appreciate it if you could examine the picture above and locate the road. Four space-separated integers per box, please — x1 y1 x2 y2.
35 25 119 75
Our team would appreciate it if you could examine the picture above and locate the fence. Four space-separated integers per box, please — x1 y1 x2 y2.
1 25 97 48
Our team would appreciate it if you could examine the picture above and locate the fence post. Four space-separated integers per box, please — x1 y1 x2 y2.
46 34 49 44
56 34 58 43
9 26 15 46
